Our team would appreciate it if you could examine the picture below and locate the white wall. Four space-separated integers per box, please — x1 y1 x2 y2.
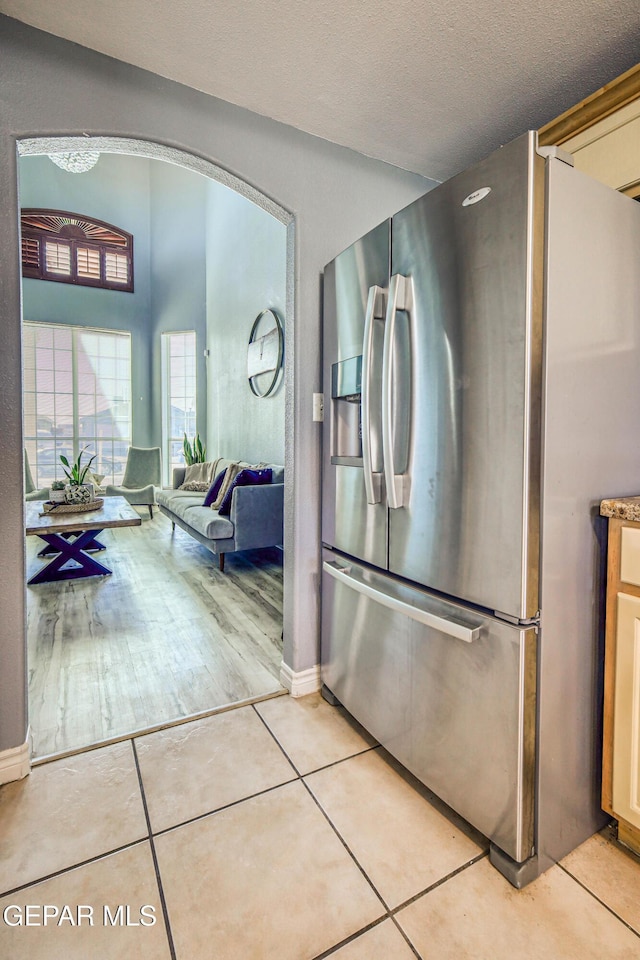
0 15 434 755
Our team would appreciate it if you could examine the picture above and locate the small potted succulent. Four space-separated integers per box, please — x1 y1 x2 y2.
49 479 66 503
60 447 96 504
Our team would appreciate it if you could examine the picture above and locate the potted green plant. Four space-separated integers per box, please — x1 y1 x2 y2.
49 478 66 503
183 433 206 465
60 447 97 504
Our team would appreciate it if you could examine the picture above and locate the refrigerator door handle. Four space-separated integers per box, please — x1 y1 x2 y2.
361 284 385 504
323 560 482 642
382 273 412 508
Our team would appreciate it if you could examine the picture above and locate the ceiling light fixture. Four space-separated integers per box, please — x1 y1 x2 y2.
49 151 100 174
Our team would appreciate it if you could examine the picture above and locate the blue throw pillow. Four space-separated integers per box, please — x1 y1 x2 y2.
203 468 227 507
218 468 272 516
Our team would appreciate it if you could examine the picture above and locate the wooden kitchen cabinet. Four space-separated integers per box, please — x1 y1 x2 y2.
601 501 640 855
539 63 640 200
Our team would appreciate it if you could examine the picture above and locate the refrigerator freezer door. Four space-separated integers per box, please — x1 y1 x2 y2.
322 551 536 863
388 132 543 620
322 221 390 568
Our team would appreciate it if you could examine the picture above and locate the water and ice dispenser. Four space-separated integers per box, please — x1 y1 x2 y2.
330 355 362 462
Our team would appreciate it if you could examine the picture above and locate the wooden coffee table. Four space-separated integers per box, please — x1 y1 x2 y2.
25 496 142 585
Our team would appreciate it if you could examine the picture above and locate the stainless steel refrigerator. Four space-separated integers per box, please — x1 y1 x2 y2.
320 131 640 887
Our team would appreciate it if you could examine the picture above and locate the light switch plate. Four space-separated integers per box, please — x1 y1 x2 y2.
312 393 324 422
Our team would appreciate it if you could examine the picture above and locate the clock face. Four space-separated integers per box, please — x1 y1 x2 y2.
247 309 284 398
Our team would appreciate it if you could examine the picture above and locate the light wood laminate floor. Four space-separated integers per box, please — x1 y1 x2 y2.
26 510 284 759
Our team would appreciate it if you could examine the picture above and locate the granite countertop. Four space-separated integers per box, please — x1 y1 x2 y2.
600 496 640 521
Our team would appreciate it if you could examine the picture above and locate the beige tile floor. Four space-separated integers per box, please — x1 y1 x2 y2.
1 693 640 959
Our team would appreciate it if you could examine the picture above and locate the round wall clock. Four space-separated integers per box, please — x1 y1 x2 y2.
247 308 284 398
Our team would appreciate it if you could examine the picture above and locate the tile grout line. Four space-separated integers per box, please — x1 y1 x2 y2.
308 917 393 960
389 916 423 959
389 850 489 915
150 775 301 839
130 738 178 960
306 849 489 960
557 861 640 941
298 773 391 911
301 743 380 773
0 838 149 900
250 706 394 924
310 912 424 960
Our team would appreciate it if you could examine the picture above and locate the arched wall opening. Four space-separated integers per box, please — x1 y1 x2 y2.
17 137 294 756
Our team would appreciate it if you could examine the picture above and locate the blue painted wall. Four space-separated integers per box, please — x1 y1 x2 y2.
205 181 286 464
148 159 208 452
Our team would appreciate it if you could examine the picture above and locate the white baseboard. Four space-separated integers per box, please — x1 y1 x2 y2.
280 662 321 698
0 731 31 785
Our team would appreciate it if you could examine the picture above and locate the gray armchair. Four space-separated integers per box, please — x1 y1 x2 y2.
24 450 49 501
105 446 162 518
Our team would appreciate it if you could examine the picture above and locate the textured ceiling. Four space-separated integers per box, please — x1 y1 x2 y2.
1 0 639 180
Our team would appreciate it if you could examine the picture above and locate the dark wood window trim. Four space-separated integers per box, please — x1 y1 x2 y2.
20 209 134 293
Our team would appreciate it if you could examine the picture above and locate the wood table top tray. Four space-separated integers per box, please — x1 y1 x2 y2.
41 497 104 515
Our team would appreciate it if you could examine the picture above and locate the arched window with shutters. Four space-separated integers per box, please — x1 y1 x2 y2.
20 209 134 292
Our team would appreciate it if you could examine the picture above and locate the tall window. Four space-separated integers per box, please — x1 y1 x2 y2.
23 323 132 487
162 331 197 483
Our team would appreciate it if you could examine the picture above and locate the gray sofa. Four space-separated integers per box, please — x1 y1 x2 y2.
156 459 284 571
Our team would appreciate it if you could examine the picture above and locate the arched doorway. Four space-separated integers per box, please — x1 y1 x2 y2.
18 136 295 759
